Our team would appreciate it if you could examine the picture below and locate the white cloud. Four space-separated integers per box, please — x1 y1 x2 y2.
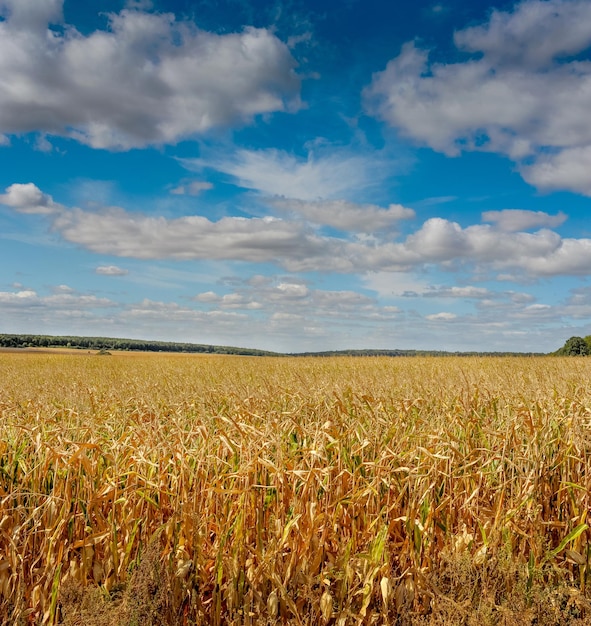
45 293 115 308
454 0 591 68
482 209 567 232
0 182 62 214
0 280 587 354
52 207 337 268
194 291 220 303
0 3 300 149
270 311 303 322
520 146 591 195
423 285 491 299
401 217 591 277
0 289 37 303
268 198 415 233
5 183 591 278
404 218 471 261
365 0 591 194
523 303 552 312
367 278 537 309
363 272 430 298
52 284 75 294
186 147 395 201
517 238 591 276
403 218 563 266
426 312 457 321
275 282 309 299
0 287 113 309
562 287 591 319
508 291 536 304
170 181 213 196
35 135 53 153
0 288 264 346
125 298 247 324
0 184 353 272
194 290 264 310
193 278 384 324
95 265 129 276
0 0 63 31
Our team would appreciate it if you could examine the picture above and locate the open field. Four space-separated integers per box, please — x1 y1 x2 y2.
1 352 590 625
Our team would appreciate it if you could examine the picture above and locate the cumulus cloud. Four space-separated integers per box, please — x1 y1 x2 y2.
45 293 115 308
363 271 431 298
193 278 384 324
368 278 537 313
0 288 267 345
422 286 492 299
52 207 339 268
398 217 591 277
52 284 75 294
516 238 591 276
426 312 457 321
170 181 213 196
414 285 536 309
0 2 300 149
0 182 63 214
195 292 263 310
267 198 415 233
0 281 585 354
275 282 309 299
482 209 567 232
365 0 591 194
95 265 129 276
520 146 591 195
194 291 220 303
125 298 247 324
0 183 352 271
0 289 38 304
3 182 591 277
403 217 563 265
520 303 553 315
0 287 114 309
561 287 591 320
454 0 591 68
0 0 63 31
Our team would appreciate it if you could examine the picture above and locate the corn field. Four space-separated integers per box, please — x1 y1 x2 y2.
1 352 590 625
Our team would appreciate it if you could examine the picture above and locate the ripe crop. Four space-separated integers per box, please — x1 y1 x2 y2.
1 352 590 624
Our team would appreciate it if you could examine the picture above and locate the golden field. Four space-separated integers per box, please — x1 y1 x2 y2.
1 352 590 625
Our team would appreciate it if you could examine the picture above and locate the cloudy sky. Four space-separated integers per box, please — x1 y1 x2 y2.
1 0 591 353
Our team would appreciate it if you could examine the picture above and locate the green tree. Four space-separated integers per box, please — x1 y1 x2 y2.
559 336 589 356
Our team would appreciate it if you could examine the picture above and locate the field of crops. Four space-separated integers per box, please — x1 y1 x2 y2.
1 352 590 625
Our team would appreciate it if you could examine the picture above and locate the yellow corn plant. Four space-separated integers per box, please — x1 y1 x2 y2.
0 352 590 625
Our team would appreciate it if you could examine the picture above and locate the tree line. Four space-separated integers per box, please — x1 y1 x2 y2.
0 334 277 356
0 334 548 357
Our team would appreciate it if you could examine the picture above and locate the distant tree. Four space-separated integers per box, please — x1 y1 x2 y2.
559 336 589 356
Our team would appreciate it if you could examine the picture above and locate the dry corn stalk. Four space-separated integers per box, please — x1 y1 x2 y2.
0 353 589 624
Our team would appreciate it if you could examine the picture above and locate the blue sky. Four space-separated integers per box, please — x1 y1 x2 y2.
1 0 591 352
